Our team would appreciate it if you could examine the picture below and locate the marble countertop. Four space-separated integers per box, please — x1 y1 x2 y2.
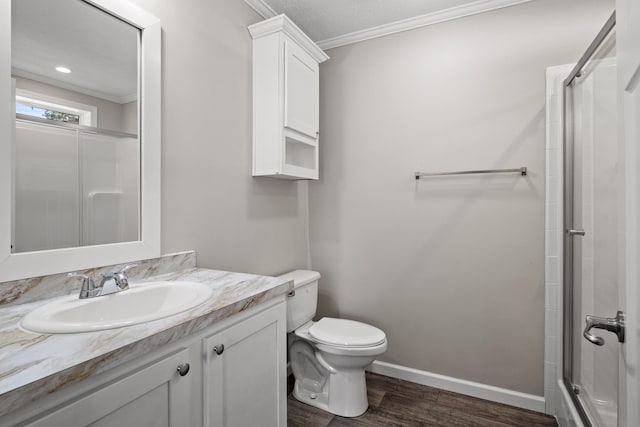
0 267 292 416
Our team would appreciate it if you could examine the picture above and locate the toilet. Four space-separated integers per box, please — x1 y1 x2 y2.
279 270 387 417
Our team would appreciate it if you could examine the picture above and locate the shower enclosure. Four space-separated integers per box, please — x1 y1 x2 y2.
12 116 139 253
562 14 621 427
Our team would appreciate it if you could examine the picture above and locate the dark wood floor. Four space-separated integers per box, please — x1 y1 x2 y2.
288 372 558 427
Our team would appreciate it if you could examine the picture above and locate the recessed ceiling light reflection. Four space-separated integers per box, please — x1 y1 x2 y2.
55 66 71 73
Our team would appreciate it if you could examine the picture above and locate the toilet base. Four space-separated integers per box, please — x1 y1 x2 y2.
293 368 368 417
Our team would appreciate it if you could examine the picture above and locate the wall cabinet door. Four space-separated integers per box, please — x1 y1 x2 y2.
203 303 286 427
25 349 192 427
284 39 319 139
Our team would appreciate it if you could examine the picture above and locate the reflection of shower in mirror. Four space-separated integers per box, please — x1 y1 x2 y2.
12 120 139 253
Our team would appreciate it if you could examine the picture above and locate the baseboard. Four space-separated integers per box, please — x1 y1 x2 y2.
367 360 546 413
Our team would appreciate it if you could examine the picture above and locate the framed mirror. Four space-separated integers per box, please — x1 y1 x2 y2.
0 0 161 282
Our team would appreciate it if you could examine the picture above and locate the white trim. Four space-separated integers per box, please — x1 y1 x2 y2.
317 0 534 50
0 0 160 282
1 0 12 273
244 0 277 19
617 3 640 426
118 93 138 104
10 79 15 271
11 68 136 105
84 0 159 28
367 360 546 413
248 14 329 64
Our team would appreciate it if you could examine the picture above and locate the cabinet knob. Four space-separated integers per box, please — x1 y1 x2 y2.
176 363 190 376
213 344 225 355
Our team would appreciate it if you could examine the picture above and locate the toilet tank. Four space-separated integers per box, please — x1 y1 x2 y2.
278 270 321 332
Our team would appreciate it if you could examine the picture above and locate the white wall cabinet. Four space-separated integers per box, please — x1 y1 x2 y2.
249 15 329 180
3 299 287 427
203 302 286 427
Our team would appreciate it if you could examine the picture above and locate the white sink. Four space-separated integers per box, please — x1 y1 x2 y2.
20 281 214 334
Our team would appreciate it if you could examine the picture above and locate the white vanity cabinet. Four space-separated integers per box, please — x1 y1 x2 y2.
23 349 194 427
203 302 287 427
2 298 287 427
249 15 329 180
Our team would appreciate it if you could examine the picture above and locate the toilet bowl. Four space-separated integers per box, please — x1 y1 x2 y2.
279 270 387 417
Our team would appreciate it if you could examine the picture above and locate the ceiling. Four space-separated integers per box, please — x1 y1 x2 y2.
245 0 533 50
12 0 138 104
11 0 533 102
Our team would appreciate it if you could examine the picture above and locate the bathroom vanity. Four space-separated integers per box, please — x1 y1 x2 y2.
1 1 291 425
0 255 291 427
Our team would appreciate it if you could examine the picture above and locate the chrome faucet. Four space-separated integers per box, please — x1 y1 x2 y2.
68 264 137 299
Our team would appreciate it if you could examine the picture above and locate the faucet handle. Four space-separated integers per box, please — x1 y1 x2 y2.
67 272 98 299
101 263 138 291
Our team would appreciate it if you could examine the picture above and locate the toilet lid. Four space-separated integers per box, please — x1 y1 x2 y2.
308 318 386 347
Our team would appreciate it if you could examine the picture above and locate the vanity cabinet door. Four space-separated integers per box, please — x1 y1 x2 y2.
203 302 287 427
24 349 192 427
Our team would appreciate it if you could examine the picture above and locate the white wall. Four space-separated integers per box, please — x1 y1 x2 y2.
121 101 138 135
128 0 309 276
310 0 614 396
123 0 615 399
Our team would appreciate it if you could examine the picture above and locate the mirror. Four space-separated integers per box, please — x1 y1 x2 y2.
0 0 161 282
12 0 139 253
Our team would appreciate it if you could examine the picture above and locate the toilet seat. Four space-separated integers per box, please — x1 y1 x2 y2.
313 339 387 357
294 318 388 356
309 317 386 347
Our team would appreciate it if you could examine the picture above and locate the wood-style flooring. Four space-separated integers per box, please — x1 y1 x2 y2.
287 372 558 427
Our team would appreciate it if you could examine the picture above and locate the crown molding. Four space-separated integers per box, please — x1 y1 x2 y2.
12 68 136 105
317 0 534 50
244 0 277 19
248 14 329 63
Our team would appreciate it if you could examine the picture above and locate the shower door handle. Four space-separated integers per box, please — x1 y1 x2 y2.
583 310 625 346
567 229 586 236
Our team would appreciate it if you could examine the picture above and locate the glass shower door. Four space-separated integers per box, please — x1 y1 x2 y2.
564 23 619 427
13 120 80 252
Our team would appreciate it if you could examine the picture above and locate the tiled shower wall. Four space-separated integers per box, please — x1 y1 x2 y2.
545 64 583 427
